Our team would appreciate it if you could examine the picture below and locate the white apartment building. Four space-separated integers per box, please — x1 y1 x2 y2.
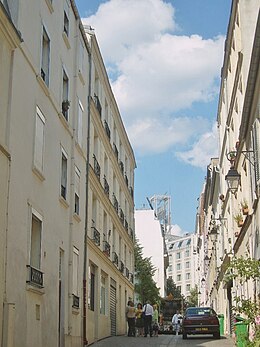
135 209 166 297
196 0 260 336
0 1 135 346
166 233 197 299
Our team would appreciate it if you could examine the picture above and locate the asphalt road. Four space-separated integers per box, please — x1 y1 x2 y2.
89 334 235 346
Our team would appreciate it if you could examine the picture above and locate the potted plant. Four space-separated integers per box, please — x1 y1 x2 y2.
241 199 249 215
234 213 244 227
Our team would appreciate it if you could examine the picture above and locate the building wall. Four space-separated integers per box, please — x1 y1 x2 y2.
135 209 165 297
0 1 135 346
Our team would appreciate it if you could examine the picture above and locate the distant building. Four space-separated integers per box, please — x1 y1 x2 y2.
166 233 197 299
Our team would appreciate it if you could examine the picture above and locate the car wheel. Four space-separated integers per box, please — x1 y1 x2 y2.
213 332 220 339
182 333 187 339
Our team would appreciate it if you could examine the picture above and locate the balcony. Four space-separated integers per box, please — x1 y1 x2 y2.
103 240 111 257
119 160 124 175
119 260 124 273
112 193 119 213
104 120 111 140
119 208 125 224
91 226 100 246
124 174 129 187
130 273 134 283
93 154 100 180
103 175 109 198
125 267 130 279
112 252 119 266
129 227 134 241
27 265 44 287
93 94 102 117
72 294 80 308
113 143 119 161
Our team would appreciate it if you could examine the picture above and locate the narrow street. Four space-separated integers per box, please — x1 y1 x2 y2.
90 334 235 346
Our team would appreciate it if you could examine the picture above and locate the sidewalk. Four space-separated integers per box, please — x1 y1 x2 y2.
89 334 236 346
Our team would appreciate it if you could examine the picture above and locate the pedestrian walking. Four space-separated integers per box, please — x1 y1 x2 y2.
126 300 136 337
152 304 159 337
172 310 181 335
143 300 154 337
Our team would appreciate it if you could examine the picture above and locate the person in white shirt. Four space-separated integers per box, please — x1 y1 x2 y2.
143 301 154 337
172 310 181 335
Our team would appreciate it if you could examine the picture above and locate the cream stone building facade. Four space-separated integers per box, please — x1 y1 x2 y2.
0 1 135 346
196 0 260 336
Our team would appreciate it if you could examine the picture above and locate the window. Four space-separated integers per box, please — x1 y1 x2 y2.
100 274 107 315
186 284 191 292
177 285 181 292
185 261 190 269
41 26 50 86
34 107 45 173
88 264 95 311
30 212 42 270
74 167 80 215
72 247 79 296
185 249 190 257
62 69 69 120
176 252 181 260
168 265 172 272
78 39 84 74
177 274 181 282
176 263 181 271
186 273 191 280
77 99 83 146
63 10 69 36
61 149 67 199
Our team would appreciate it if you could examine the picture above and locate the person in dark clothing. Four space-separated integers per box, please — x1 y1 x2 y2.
143 301 154 337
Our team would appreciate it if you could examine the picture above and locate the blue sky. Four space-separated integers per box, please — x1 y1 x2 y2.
75 0 232 234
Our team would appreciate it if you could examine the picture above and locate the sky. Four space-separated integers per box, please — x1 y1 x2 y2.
75 0 232 234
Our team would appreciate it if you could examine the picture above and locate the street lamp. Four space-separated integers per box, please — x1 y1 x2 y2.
225 167 241 194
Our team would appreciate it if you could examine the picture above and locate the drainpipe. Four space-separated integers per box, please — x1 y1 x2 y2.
83 33 92 347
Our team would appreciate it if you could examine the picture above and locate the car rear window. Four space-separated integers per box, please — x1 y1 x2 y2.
186 308 215 316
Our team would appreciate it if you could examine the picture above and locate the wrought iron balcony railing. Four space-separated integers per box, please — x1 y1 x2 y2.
91 226 100 246
124 174 129 187
129 227 134 241
93 94 102 117
93 154 101 180
112 252 119 266
72 294 80 308
119 260 124 273
103 175 109 197
104 120 111 140
130 273 134 283
113 143 119 161
119 160 124 175
112 193 119 213
119 208 125 224
27 265 44 287
125 267 130 279
103 241 111 257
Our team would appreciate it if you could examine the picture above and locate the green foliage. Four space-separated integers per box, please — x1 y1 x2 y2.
166 277 182 298
134 239 160 305
186 285 199 307
227 256 260 283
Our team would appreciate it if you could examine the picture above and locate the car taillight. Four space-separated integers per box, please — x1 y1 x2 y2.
183 318 192 325
210 317 219 325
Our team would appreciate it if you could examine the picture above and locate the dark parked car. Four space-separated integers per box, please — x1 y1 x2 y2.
182 307 220 339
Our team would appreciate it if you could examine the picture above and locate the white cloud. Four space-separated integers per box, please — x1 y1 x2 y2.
175 123 219 168
82 0 224 163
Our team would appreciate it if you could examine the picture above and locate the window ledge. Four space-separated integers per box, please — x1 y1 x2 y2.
26 283 45 295
36 75 50 97
62 32 71 49
32 166 45 181
73 213 81 223
72 306 80 315
59 196 69 208
45 0 54 13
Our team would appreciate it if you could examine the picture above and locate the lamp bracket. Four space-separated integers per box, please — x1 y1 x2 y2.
226 149 255 167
